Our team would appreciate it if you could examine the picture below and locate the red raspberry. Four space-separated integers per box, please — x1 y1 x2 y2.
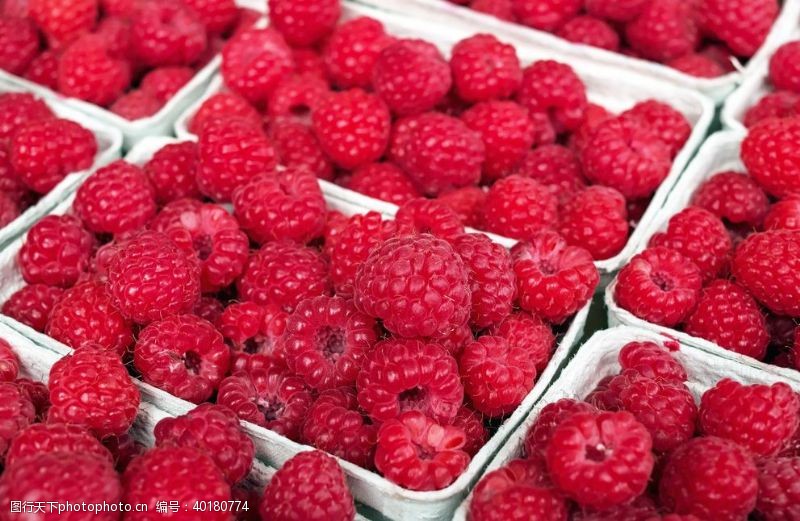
452 233 515 328
515 145 586 202
375 410 470 491
260 450 354 521
461 101 534 181
131 1 206 67
684 280 769 360
511 0 580 31
560 186 629 261
123 446 231 521
188 92 262 135
0 339 18 382
395 198 465 241
346 162 421 206
183 0 238 34
744 91 800 128
322 16 395 89
219 301 287 373
0 17 38 74
668 53 727 78
618 341 687 382
615 247 703 327
450 34 522 103
110 90 162 120
469 0 514 20
0 192 19 227
197 119 278 202
482 176 558 241
490 311 555 373
523 399 597 457
143 141 200 204
438 186 486 227
0 148 27 204
621 100 691 157
766 197 800 230
238 241 330 313
221 28 294 106
357 338 463 423
354 235 470 339
267 73 328 123
625 0 700 61
5 423 111 469
690 170 770 226
741 118 800 198
512 231 599 323
517 60 587 134
301 388 377 468
11 118 96 194
268 0 339 47
757 456 800 520
13 378 49 421
769 41 800 93
659 436 758 519
0 382 35 459
732 230 800 317
29 0 97 47
572 496 661 521
452 406 488 456
584 0 646 21
18 215 94 288
568 103 615 155
0 93 53 145
372 39 452 116
58 35 131 107
48 347 139 437
93 15 131 58
581 117 672 199
700 0 777 57
557 16 620 51
546 411 654 510
270 120 334 181
217 368 312 440
140 66 194 104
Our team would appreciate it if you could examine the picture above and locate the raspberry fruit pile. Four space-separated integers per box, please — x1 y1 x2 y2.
468 339 800 520
0 0 260 120
614 117 800 372
446 0 779 78
742 39 800 127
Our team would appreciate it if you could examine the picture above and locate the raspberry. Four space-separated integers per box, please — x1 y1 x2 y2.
560 186 629 261
511 0 580 31
546 411 654 510
584 0 646 21
375 410 470 491
110 90 162 120
217 368 312 440
557 16 620 51
219 301 287 373
523 399 597 457
18 215 94 288
269 120 333 181
0 148 27 205
346 162 421 206
571 496 661 521
0 17 38 74
143 141 200 203
742 118 800 198
267 73 328 123
48 347 140 437
0 339 18 382
0 383 35 459
568 103 614 155
0 192 19 227
469 0 514 20
140 66 194 104
766 197 800 230
744 91 800 128
5 423 111 469
450 34 522 103
260 450 354 521
667 53 727 78
322 16 394 89
0 93 53 145
514 145 586 202
659 436 758 519
58 35 131 107
14 379 49 421
690 170 770 226
438 186 486 227
452 406 488 456
700 0 778 57
461 101 534 181
123 446 231 520
268 0 339 47
618 341 687 382
516 60 587 134
354 235 470 339
93 15 131 58
625 0 700 62
221 28 294 106
482 176 558 241
621 100 691 157
238 241 330 313
452 233 515 328
29 0 97 47
183 0 237 34
131 1 206 67
189 92 262 135
11 118 97 194
395 198 465 241
770 41 800 93
757 457 800 520
733 230 800 317
372 39 452 116
615 247 703 327
511 231 599 323
581 117 672 199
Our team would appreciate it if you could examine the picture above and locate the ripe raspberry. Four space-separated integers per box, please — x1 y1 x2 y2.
143 141 200 204
621 100 691 158
183 0 238 34
322 16 395 89
48 347 140 437
482 176 558 241
0 383 35 459
557 16 620 51
618 341 687 382
744 91 800 128
584 0 646 22
372 39 452 116
217 368 312 440
668 53 728 78
511 0 580 31
741 118 800 198
765 197 800 230
514 145 586 202
546 411 654 510
452 406 488 456
375 410 470 491
732 230 800 317
438 186 486 227
58 35 131 107
93 15 131 59
0 339 18 383
268 0 339 47
769 41 800 93
140 66 195 104
11 118 97 194
238 241 330 313
437 322 474 357
571 496 661 521
188 92 262 135
14 379 49 421
523 399 597 457
267 73 328 123
5 423 112 469
0 148 27 204
625 0 700 62
511 231 599 324
221 28 294 106
757 456 800 520
131 1 206 67
659 436 758 519
615 247 703 327
260 450 354 521
0 93 53 145
0 17 38 74
0 192 19 227
395 198 465 241
346 162 421 206
219 301 287 373
110 90 162 121
18 215 93 288
690 170 770 226
700 0 777 57
560 186 629 261
568 103 614 155
29 0 97 47
517 60 587 134
461 101 534 181
450 34 522 103
354 234 470 339
269 120 333 181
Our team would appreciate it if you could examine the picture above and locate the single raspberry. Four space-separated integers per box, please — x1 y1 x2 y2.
450 34 522 103
140 66 195 104
0 17 38 74
18 215 93 288
557 16 620 51
482 176 558 241
584 0 646 22
0 383 35 459
11 118 97 194
131 1 206 67
546 411 654 510
438 186 486 227
511 0 580 31
523 399 597 457
511 231 599 323
354 234 470 339
14 379 50 421
437 322 474 357
375 410 470 491
48 347 140 437
29 0 97 47
485 311 554 372
346 162 421 206
267 73 328 123
5 423 111 469
0 339 18 382
372 38 452 116
322 16 395 89
183 0 238 34
684 280 770 360
668 53 728 78
568 103 615 155
744 91 800 128
188 92 262 135
0 93 53 145
659 436 758 519
452 406 488 456
571 496 661 521
690 170 770 226
514 145 586 202
766 197 800 230
618 341 687 382
757 456 800 520
110 90 162 120
625 0 700 61
769 41 800 93
0 192 19 227
219 301 287 373
732 230 800 317
217 368 312 440
700 0 777 57
143 141 200 203
395 198 465 241
268 0 339 46
461 101 534 181
269 120 334 181
560 186 629 261
516 60 587 134
621 100 691 158
93 15 131 59
221 28 294 106
614 247 703 327
0 147 28 204
741 118 800 198
58 35 131 106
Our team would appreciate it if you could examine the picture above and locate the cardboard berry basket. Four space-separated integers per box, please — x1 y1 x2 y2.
354 0 800 103
604 130 800 386
0 136 590 521
0 81 122 249
451 324 800 520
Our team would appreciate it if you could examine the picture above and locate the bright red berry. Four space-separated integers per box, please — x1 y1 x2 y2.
450 34 522 103
189 92 262 135
690 170 770 226
58 35 131 106
0 339 18 383
395 197 465 241
268 0 339 47
221 28 294 106
618 341 687 382
267 73 329 123
270 120 334 181
557 16 620 51
143 141 200 204
0 382 35 459
560 186 629 261
140 66 194 104
18 215 93 288
584 0 646 21
0 17 39 74
219 301 287 373
346 162 421 206
182 0 238 34
482 175 558 241
523 399 597 457
438 186 486 227
625 0 700 61
741 117 800 199
110 90 162 121
323 16 395 89
699 0 778 57
5 423 111 469
517 60 587 134
621 100 691 158
765 197 800 230
769 41 800 93
29 0 97 47
756 456 800 520
131 1 206 67
511 0 580 31
514 144 586 202
0 93 53 145
668 53 728 78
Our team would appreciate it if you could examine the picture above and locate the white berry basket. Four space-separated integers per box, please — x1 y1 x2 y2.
604 130 800 386
354 0 800 103
721 28 800 133
0 80 122 250
451 325 800 521
0 135 589 521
